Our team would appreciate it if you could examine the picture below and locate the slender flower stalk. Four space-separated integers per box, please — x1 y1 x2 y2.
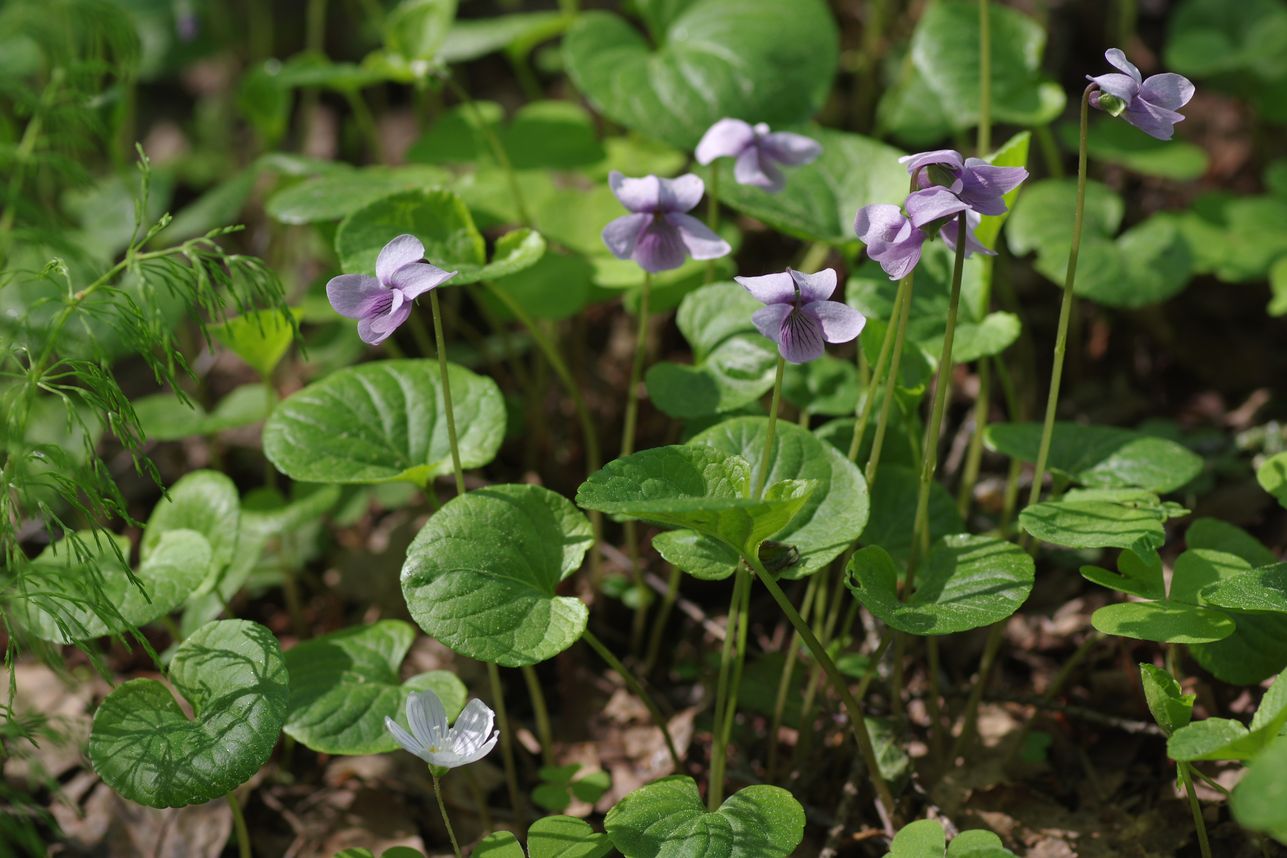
430 289 465 497
581 629 682 770
521 664 555 767
1027 85 1094 512
864 272 915 488
708 564 749 809
431 771 464 858
439 73 532 227
908 211 970 582
753 357 786 499
766 575 819 779
622 274 653 649
485 662 526 826
226 793 251 858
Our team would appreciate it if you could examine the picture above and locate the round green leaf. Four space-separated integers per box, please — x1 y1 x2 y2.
1259 452 1287 508
335 189 543 284
672 417 869 580
985 422 1203 493
263 359 505 486
605 776 804 858
143 469 240 588
1091 602 1234 644
575 445 816 558
15 530 210 644
265 166 452 225
528 816 614 858
847 535 1034 636
712 126 906 244
401 484 593 666
88 619 288 808
474 833 525 858
1200 562 1287 613
283 620 465 755
483 252 593 322
885 819 945 857
1019 489 1176 552
563 0 838 150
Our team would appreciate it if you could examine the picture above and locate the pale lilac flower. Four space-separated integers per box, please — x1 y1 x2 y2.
385 690 498 769
854 187 991 280
1088 48 1195 141
735 268 865 364
899 149 1029 216
601 172 730 272
326 234 455 345
694 118 822 193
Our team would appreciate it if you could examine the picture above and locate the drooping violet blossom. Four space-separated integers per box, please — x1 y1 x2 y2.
385 690 499 770
735 268 865 364
694 118 822 193
327 234 455 345
1087 48 1194 141
899 149 1029 216
601 172 730 273
854 187 992 280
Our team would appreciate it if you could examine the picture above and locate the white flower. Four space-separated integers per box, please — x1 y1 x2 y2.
385 690 499 769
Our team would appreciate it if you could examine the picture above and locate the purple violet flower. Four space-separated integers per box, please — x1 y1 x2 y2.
694 118 822 193
899 149 1029 216
326 234 456 345
735 268 866 364
854 187 992 280
601 172 731 273
1087 48 1195 141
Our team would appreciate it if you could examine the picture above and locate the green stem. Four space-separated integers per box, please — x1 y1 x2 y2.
441 73 532 228
705 169 720 284
767 575 819 780
642 564 682 676
951 621 1003 760
521 664 555 767
486 662 526 826
709 566 750 808
1026 85 1093 510
431 771 464 858
753 357 786 499
343 91 381 161
226 792 252 858
1179 763 1213 858
908 211 969 583
429 291 466 497
744 553 897 823
622 273 653 646
957 361 991 518
848 271 913 467
1034 124 1066 179
582 629 682 771
977 0 992 155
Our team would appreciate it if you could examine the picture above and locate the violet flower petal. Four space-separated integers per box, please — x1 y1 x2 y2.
777 306 827 364
326 274 385 319
905 187 969 229
854 204 909 251
1104 48 1142 82
666 213 731 261
959 160 1030 216
899 149 965 175
1124 99 1186 140
759 131 822 166
359 302 412 344
376 234 425 285
633 218 689 272
789 267 837 303
657 174 705 213
695 118 755 165
807 300 866 344
390 262 456 300
941 211 996 257
1089 72 1139 103
734 147 785 191
1139 73 1195 111
609 172 662 213
736 271 797 305
602 213 651 259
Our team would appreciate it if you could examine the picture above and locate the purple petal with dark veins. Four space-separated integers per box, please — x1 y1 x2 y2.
695 118 755 165
789 267 837 303
633 218 689 272
807 300 866 344
390 262 456 300
327 273 386 319
602 213 651 259
736 271 796 306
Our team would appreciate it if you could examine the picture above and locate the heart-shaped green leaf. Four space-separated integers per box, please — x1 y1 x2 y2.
657 417 868 580
263 359 505 486
1175 192 1287 284
1168 669 1287 762
710 126 906 245
563 0 838 150
88 619 288 808
605 775 804 858
1139 664 1195 736
283 620 465 755
986 422 1202 494
401 484 593 666
265 166 452 225
847 535 1034 636
1231 735 1287 846
15 530 210 644
1259 452 1287 508
646 281 777 420
1008 179 1193 308
1019 489 1182 552
143 470 240 590
335 189 544 284
1091 602 1234 644
575 446 816 559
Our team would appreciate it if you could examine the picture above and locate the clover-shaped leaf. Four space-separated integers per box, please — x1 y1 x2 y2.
653 418 867 581
847 535 1033 636
576 445 816 560
564 0 838 150
883 818 1017 857
1168 668 1287 762
15 530 210 644
604 775 804 858
88 620 288 808
476 815 613 858
401 484 593 667
283 620 465 755
645 282 777 420
1139 664 1195 737
264 359 505 486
